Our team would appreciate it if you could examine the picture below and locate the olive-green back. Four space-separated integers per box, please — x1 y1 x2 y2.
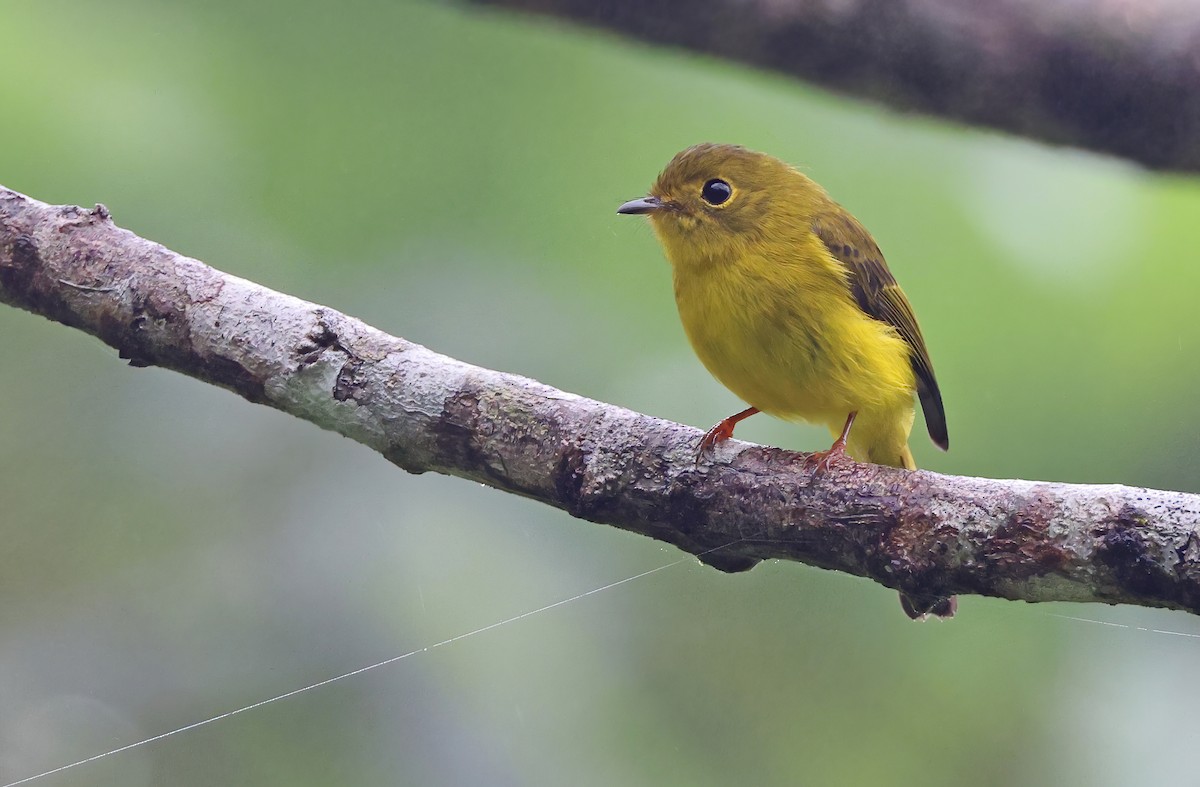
812 208 949 450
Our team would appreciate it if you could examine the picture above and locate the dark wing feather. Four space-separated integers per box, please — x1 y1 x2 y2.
812 209 948 450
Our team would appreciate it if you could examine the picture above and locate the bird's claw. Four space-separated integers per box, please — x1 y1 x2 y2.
803 442 852 476
697 422 733 453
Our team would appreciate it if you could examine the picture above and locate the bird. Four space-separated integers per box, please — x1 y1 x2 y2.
618 143 953 619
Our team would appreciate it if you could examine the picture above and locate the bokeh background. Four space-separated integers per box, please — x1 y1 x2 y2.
5 1 1200 785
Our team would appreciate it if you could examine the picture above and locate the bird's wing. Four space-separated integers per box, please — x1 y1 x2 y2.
812 208 948 450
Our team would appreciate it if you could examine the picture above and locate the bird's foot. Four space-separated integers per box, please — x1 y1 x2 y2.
803 411 857 476
695 422 735 466
697 420 735 454
803 441 853 476
695 407 759 465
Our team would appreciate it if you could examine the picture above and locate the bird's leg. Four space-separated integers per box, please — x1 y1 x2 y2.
805 411 857 474
696 406 760 461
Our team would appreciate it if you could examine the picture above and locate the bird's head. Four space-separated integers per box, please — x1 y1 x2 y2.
618 143 816 268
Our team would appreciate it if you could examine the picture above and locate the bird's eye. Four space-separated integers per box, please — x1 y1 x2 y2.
701 178 732 206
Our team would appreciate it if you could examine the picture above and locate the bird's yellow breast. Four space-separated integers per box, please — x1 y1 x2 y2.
670 244 915 434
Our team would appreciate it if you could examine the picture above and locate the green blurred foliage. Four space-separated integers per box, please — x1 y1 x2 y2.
4 1 1200 785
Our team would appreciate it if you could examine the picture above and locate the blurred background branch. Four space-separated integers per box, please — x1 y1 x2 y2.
467 0 1200 172
4 184 1200 616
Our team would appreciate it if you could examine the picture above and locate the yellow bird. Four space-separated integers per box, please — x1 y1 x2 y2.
618 143 952 619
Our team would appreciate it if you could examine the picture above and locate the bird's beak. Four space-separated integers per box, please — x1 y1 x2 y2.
617 196 662 215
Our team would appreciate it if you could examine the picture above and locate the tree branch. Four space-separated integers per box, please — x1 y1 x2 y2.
466 0 1200 173
3 184 1199 615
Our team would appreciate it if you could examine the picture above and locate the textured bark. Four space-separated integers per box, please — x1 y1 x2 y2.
3 185 1200 615
466 0 1200 173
